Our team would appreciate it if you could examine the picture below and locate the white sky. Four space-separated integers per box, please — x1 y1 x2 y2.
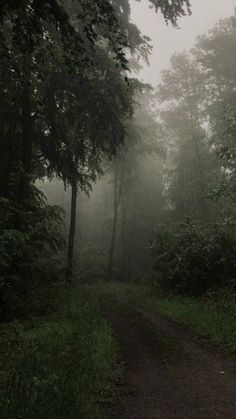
130 0 236 85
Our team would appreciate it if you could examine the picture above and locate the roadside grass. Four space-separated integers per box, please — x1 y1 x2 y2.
96 281 236 353
0 286 118 419
144 294 236 353
5 279 235 419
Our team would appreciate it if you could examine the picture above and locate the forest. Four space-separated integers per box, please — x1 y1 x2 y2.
0 0 236 418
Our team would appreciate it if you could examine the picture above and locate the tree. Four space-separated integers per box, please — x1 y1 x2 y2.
157 53 213 221
107 89 164 280
147 0 191 26
194 16 236 215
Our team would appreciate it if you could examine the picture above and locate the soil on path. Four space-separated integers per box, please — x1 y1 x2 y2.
106 308 236 419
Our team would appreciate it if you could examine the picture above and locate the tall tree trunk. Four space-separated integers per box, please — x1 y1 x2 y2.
107 159 124 280
108 164 118 280
0 122 16 198
192 132 208 220
121 192 128 281
189 109 208 221
19 75 33 202
66 177 78 283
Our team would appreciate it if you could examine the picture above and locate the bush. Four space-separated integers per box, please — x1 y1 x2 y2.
0 197 65 318
75 245 107 283
150 221 236 296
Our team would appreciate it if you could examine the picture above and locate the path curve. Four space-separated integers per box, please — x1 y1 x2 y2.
107 308 236 419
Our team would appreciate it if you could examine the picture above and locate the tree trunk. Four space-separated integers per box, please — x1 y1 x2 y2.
65 178 78 283
189 108 208 221
0 122 15 198
107 159 124 280
108 164 119 280
121 192 128 281
19 76 33 202
192 132 208 220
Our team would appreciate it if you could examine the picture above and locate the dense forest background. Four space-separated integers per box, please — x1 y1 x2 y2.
0 0 236 313
0 0 193 318
39 10 236 298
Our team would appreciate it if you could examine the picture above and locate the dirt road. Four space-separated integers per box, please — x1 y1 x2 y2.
107 308 236 419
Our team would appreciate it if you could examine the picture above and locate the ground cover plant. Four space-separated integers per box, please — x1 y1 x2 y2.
97 282 236 353
0 286 118 419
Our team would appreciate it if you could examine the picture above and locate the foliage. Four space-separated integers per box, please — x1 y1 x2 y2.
0 286 117 419
194 16 236 207
147 0 191 26
150 221 236 296
0 0 130 72
75 245 107 283
157 52 214 221
0 197 65 318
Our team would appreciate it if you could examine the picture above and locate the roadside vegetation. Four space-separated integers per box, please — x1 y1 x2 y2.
145 291 236 352
0 286 118 419
98 282 236 353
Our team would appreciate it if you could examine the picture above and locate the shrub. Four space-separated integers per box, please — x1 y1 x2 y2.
150 221 236 296
75 245 107 283
0 198 65 318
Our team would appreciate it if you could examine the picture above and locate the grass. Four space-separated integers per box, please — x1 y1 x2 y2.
144 293 236 353
2 280 235 418
95 281 236 353
0 285 118 419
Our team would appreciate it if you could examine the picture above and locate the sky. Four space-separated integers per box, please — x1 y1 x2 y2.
130 0 236 86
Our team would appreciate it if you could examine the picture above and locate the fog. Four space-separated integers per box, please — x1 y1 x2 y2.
131 0 236 85
1 0 236 306
2 3 236 415
36 0 236 283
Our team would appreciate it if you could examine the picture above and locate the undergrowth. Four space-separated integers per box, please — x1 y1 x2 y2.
145 292 236 353
0 286 118 419
97 281 236 353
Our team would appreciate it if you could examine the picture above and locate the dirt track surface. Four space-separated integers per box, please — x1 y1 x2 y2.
107 308 236 419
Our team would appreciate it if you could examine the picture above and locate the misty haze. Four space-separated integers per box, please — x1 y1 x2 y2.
0 1 236 418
